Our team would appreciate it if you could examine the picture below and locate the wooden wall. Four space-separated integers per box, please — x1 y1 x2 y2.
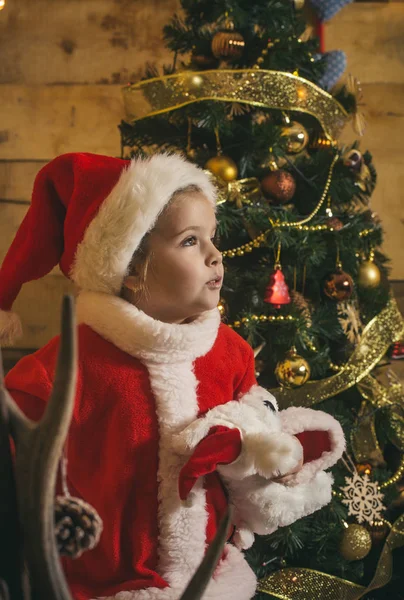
0 0 403 351
0 0 180 350
327 3 404 282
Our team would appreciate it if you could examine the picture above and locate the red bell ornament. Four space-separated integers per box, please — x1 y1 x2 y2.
264 268 291 308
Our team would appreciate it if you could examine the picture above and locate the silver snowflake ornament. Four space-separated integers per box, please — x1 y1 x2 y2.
341 472 385 524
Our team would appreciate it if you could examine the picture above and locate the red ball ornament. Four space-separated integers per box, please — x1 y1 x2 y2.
326 217 344 231
264 269 291 307
324 268 354 302
260 170 296 204
390 341 404 360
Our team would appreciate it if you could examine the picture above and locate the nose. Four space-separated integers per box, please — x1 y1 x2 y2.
208 242 222 267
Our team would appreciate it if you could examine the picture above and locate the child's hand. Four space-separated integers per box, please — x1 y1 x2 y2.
271 454 304 485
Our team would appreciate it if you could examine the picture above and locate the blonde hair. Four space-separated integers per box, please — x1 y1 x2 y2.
121 184 202 301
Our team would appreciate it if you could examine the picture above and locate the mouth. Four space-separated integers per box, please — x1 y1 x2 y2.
206 276 223 289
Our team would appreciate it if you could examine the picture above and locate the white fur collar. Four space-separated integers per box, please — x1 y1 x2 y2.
76 291 220 364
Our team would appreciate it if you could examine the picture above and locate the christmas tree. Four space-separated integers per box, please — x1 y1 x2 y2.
119 1 404 598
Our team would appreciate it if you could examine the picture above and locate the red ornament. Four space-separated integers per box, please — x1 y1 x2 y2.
324 269 353 302
260 170 296 204
264 269 291 307
391 341 404 360
326 217 344 231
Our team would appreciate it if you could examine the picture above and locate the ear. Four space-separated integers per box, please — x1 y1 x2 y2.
123 274 140 291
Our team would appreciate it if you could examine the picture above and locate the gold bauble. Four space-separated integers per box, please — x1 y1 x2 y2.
205 155 238 182
275 347 310 389
217 298 228 319
339 524 372 561
281 121 309 154
211 30 245 61
358 261 381 289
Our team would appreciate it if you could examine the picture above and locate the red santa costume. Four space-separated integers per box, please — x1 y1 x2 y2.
0 153 345 600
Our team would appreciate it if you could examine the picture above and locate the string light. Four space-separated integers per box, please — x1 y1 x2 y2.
228 314 295 328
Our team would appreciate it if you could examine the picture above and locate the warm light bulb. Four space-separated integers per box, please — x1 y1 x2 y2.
0 0 5 10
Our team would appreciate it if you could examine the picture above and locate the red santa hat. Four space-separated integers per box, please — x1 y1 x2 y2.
0 152 217 346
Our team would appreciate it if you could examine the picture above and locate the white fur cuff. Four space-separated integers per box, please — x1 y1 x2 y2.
229 470 333 548
279 406 345 486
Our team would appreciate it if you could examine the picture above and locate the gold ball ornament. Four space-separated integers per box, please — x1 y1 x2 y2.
217 298 228 319
275 348 311 389
260 170 296 204
339 524 372 561
211 30 245 61
281 121 309 154
205 155 238 183
358 261 381 289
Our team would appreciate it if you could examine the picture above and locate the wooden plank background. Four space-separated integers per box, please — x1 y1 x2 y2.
0 0 403 349
327 3 404 287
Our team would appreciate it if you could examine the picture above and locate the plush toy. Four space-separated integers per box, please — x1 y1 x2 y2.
176 386 345 550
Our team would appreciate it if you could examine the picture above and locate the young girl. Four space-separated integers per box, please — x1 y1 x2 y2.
0 152 344 600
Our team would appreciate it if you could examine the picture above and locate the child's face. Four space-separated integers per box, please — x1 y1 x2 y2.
126 191 223 323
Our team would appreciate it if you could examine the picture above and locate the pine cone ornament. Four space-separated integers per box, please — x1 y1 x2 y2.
290 291 313 328
55 495 103 558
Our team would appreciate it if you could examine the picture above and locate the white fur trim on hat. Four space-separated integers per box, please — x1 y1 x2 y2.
0 308 23 347
71 153 217 295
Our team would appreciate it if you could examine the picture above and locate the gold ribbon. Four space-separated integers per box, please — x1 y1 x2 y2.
350 398 384 465
352 371 404 458
272 297 404 410
122 69 349 141
215 177 261 208
258 514 404 599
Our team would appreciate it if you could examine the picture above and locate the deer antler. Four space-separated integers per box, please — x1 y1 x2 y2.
1 296 76 600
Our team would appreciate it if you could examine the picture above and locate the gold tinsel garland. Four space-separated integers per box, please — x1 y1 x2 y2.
122 69 348 141
352 371 404 458
219 152 339 257
258 513 404 599
270 297 404 410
